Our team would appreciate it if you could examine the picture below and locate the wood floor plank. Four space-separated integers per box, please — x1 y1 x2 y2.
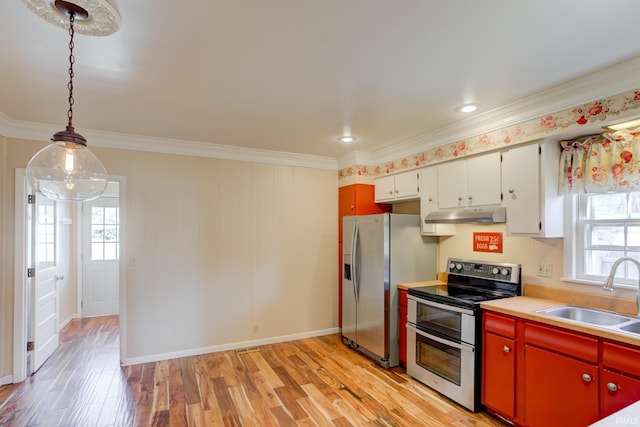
0 316 508 427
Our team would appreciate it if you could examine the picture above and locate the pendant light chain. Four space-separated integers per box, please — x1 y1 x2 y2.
66 12 76 129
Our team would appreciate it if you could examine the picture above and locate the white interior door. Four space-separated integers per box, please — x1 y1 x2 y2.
82 193 120 316
30 195 60 373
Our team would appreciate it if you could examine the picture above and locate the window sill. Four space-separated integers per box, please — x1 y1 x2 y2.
561 276 638 291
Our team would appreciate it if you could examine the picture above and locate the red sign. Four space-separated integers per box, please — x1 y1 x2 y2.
473 232 503 253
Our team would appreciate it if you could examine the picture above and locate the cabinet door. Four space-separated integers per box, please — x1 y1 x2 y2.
524 345 599 427
394 171 420 200
437 160 467 209
483 332 516 419
466 152 501 206
601 369 640 418
501 144 540 234
374 175 396 202
420 168 456 235
398 289 408 365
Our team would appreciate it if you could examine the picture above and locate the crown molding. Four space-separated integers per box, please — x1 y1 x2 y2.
0 112 338 171
5 56 640 172
355 55 640 168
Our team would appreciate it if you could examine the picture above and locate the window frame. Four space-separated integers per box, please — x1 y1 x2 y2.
566 192 640 289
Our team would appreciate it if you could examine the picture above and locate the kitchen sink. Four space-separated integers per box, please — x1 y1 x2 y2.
618 321 640 334
536 305 631 326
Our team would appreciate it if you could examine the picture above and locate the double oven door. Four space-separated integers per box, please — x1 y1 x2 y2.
406 294 479 412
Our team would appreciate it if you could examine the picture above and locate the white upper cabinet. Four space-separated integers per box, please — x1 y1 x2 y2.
420 167 456 235
437 152 502 209
374 170 421 203
501 140 563 237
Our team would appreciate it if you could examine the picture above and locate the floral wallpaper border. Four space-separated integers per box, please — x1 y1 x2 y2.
338 88 640 180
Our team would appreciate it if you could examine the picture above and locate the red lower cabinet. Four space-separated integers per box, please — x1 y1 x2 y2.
482 311 517 420
483 332 515 418
398 289 408 365
482 309 640 427
524 345 599 426
601 341 640 418
601 369 640 417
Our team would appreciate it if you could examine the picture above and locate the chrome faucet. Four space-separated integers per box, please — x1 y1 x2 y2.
602 257 640 316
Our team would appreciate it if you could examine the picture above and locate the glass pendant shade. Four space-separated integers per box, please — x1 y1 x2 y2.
26 139 107 201
23 2 111 202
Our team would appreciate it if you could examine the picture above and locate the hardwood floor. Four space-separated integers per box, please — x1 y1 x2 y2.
0 316 506 426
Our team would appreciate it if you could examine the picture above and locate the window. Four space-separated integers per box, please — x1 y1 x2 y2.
91 206 119 261
575 191 640 285
37 201 56 268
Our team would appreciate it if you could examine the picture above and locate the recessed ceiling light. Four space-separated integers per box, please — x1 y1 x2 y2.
456 104 478 113
339 136 356 143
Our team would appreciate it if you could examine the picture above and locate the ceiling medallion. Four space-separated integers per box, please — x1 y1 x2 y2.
21 0 121 36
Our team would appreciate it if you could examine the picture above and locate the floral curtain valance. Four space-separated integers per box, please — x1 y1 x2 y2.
559 128 640 194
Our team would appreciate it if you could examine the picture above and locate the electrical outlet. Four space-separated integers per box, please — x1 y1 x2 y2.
537 264 553 277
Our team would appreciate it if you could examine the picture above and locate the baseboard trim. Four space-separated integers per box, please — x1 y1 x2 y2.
121 327 341 366
0 375 13 386
58 314 80 332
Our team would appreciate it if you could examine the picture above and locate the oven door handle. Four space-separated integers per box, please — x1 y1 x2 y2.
407 295 474 316
406 324 474 352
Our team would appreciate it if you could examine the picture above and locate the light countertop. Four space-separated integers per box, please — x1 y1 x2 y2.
397 280 445 290
481 296 640 347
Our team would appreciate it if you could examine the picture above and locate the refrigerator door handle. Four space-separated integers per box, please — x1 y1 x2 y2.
351 220 359 303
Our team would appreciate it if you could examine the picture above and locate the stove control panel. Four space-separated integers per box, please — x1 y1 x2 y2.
447 258 521 284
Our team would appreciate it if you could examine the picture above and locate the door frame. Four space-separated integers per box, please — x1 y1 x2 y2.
77 181 122 318
13 171 128 383
13 169 28 382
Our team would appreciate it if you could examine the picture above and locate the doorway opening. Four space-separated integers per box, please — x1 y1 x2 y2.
13 171 126 383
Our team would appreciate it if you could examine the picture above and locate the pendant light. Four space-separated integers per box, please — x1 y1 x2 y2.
24 0 121 201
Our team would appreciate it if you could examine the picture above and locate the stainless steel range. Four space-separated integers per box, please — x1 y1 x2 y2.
406 258 521 412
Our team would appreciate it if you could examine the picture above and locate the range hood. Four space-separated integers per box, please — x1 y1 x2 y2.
424 207 506 224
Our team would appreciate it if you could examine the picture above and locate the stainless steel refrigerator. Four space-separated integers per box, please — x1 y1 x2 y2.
342 213 437 368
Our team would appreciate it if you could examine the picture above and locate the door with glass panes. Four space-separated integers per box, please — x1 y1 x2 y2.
82 196 120 316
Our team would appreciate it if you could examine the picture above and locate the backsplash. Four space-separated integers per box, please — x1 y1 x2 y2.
438 223 563 286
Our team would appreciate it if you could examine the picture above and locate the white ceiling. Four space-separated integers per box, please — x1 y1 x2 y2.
2 1 640 162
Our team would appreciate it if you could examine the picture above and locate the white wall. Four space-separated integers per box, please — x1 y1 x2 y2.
96 147 340 362
0 138 338 374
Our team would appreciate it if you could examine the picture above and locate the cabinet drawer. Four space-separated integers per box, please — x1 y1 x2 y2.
524 323 598 363
483 311 515 338
602 341 640 378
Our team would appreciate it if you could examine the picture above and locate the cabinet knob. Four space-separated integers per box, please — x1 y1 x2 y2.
428 198 433 202
508 188 515 194
458 196 463 201
582 373 593 382
55 275 64 281
607 382 619 392
503 345 510 353
350 205 355 210
468 196 473 200
389 190 393 195
394 189 399 194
